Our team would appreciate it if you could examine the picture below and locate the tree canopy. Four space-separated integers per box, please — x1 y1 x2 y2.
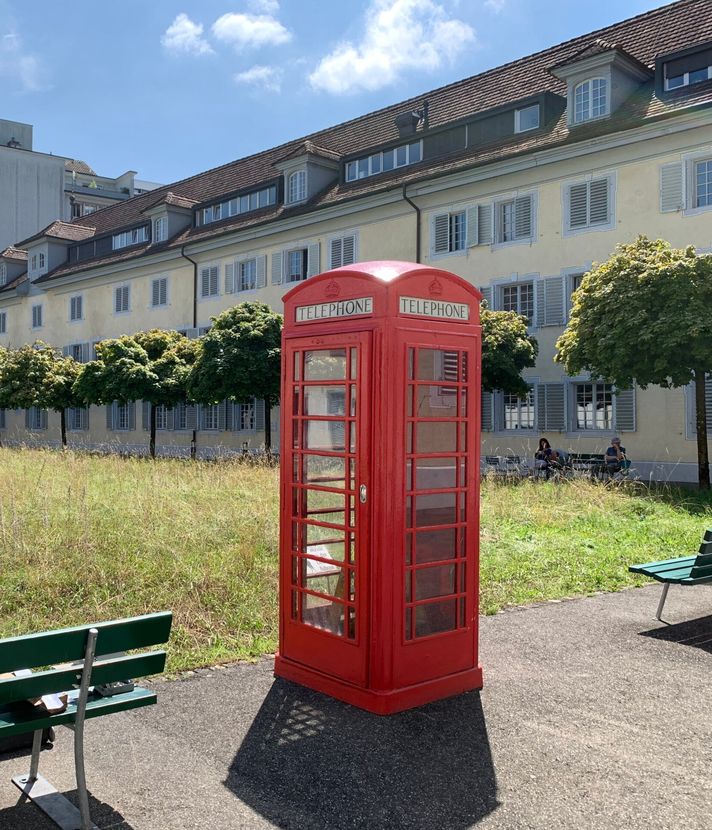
481 307 539 396
556 236 712 487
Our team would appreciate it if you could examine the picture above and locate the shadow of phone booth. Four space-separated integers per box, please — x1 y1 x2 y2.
275 261 483 714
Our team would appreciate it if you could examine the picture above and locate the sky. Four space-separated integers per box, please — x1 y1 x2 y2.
1 0 671 185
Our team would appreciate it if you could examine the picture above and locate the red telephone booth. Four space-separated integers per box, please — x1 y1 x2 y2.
275 261 483 714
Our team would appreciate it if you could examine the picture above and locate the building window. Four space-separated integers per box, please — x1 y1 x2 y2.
694 159 712 208
28 407 48 431
39 253 45 269
114 285 130 314
495 195 533 243
566 178 611 231
575 382 613 431
151 277 168 307
501 283 534 324
239 259 257 292
0 263 6 286
112 226 148 250
664 52 712 91
154 216 168 243
328 234 358 268
200 265 219 298
200 186 276 225
201 404 219 431
287 170 307 204
115 402 131 431
0 312 6 334
70 295 83 321
286 249 308 282
30 255 37 271
514 104 540 133
345 140 422 182
32 304 43 329
503 388 535 430
0 409 5 430
432 211 466 255
68 407 88 431
155 405 168 431
238 400 256 431
574 78 608 123
174 402 188 431
70 343 84 362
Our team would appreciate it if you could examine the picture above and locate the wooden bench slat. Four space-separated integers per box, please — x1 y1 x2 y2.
690 563 712 579
629 556 697 574
0 612 172 674
0 651 166 706
0 687 156 739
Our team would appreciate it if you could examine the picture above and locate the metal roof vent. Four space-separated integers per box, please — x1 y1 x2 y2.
394 101 428 137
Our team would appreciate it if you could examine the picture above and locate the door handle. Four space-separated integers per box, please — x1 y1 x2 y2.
359 484 367 504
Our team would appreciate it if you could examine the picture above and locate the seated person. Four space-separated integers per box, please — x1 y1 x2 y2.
605 437 628 474
535 438 559 476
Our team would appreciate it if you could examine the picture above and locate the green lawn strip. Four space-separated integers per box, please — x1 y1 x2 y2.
0 449 710 672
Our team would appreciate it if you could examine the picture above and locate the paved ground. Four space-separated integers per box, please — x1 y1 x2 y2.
1 583 711 830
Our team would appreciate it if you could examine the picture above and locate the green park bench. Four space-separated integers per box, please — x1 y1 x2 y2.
0 611 172 830
629 530 712 620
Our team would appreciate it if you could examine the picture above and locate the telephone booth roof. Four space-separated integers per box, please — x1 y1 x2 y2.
282 261 482 333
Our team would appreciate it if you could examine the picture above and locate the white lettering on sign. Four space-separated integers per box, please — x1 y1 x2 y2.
296 297 374 322
399 296 470 321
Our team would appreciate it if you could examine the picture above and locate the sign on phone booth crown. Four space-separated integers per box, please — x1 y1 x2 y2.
276 261 483 714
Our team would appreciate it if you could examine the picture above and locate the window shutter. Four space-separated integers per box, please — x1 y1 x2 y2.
80 343 90 363
217 401 227 431
62 345 70 357
185 404 198 430
127 402 136 431
81 407 89 431
481 391 494 432
479 285 493 310
255 399 266 432
152 279 160 306
614 387 636 432
537 383 566 431
106 404 114 431
25 409 31 429
225 262 235 294
211 266 219 295
660 162 684 212
224 401 233 432
433 214 450 254
477 204 493 245
200 267 210 297
255 255 267 289
142 401 150 431
40 410 48 430
465 206 479 247
271 251 283 285
568 183 588 228
342 235 356 266
114 288 121 314
329 238 343 269
536 276 565 327
307 242 321 277
589 179 609 225
514 196 533 239
165 407 174 431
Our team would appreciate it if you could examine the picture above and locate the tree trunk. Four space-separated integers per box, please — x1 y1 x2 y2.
264 400 272 455
149 403 157 459
60 408 67 449
694 369 710 490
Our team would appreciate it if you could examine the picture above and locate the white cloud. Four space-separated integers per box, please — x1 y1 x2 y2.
0 31 48 92
212 12 292 50
247 0 280 13
161 13 213 56
484 0 506 12
234 64 283 93
309 0 475 95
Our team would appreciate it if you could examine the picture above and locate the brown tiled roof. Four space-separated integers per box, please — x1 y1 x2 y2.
276 140 342 163
0 273 28 293
34 0 712 284
65 159 96 175
1 246 27 261
141 191 199 213
19 221 96 247
549 38 653 75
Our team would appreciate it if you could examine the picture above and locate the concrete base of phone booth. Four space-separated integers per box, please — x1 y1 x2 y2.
274 654 483 715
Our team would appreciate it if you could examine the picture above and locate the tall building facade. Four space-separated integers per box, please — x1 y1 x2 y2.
0 0 711 480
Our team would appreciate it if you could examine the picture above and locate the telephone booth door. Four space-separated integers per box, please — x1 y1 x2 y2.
280 331 371 687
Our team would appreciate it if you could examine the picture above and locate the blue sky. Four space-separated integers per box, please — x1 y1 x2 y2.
1 0 668 184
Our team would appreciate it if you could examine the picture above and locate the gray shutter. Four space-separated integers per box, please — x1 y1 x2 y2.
481 391 493 432
477 204 493 245
568 183 588 228
255 255 267 289
62 345 70 357
270 251 282 285
255 399 266 432
142 400 150 431
479 285 493 310
40 410 48 430
82 407 90 431
106 404 114 431
200 266 211 297
589 178 609 225
329 238 343 269
152 279 160 307
466 206 479 247
185 404 198 430
660 162 684 212
537 383 566 431
217 400 227 431
342 235 356 265
615 386 636 432
225 401 233 432
536 276 565 327
307 242 321 277
128 402 136 431
514 196 532 239
25 409 31 429
166 407 175 431
81 342 91 363
433 214 450 254
225 262 235 294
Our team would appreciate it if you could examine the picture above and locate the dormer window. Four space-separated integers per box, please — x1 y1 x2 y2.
345 141 422 182
154 216 167 243
574 78 608 123
664 47 712 90
199 185 277 226
514 104 540 133
0 263 6 286
287 170 306 204
112 226 148 250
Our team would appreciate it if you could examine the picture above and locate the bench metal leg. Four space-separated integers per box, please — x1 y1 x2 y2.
74 627 98 830
656 583 670 621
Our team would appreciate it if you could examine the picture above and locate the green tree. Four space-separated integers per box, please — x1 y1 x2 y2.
481 307 539 395
556 236 712 489
74 330 198 458
0 342 82 447
188 302 283 452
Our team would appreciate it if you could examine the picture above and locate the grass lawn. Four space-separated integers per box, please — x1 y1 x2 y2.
0 447 710 672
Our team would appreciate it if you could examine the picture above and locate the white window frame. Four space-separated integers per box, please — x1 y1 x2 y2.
571 380 615 433
151 276 168 308
563 174 615 236
287 170 307 204
29 407 48 431
69 294 83 322
31 303 43 329
573 77 609 123
493 193 535 246
693 157 712 210
238 258 257 292
68 407 87 432
237 400 256 432
514 104 540 133
345 140 423 182
155 404 168 431
201 403 220 431
112 226 148 250
664 62 712 91
115 402 131 431
286 248 308 283
153 216 168 243
501 385 537 432
500 281 535 325
31 254 37 271
431 210 467 258
114 284 131 315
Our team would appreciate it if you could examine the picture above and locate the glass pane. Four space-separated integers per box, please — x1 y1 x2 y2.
347 606 356 639
304 349 347 380
414 492 457 527
350 348 358 379
303 386 346 416
292 387 300 416
415 565 456 600
305 420 346 451
306 488 346 514
414 457 458 490
350 385 356 417
416 422 458 454
407 423 414 454
405 607 413 641
414 386 458 418
305 538 347 562
405 532 413 565
417 349 460 382
306 522 347 544
292 420 300 449
415 599 457 637
303 455 346 487
416 528 457 564
407 348 415 380
302 592 344 635
301 558 346 598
